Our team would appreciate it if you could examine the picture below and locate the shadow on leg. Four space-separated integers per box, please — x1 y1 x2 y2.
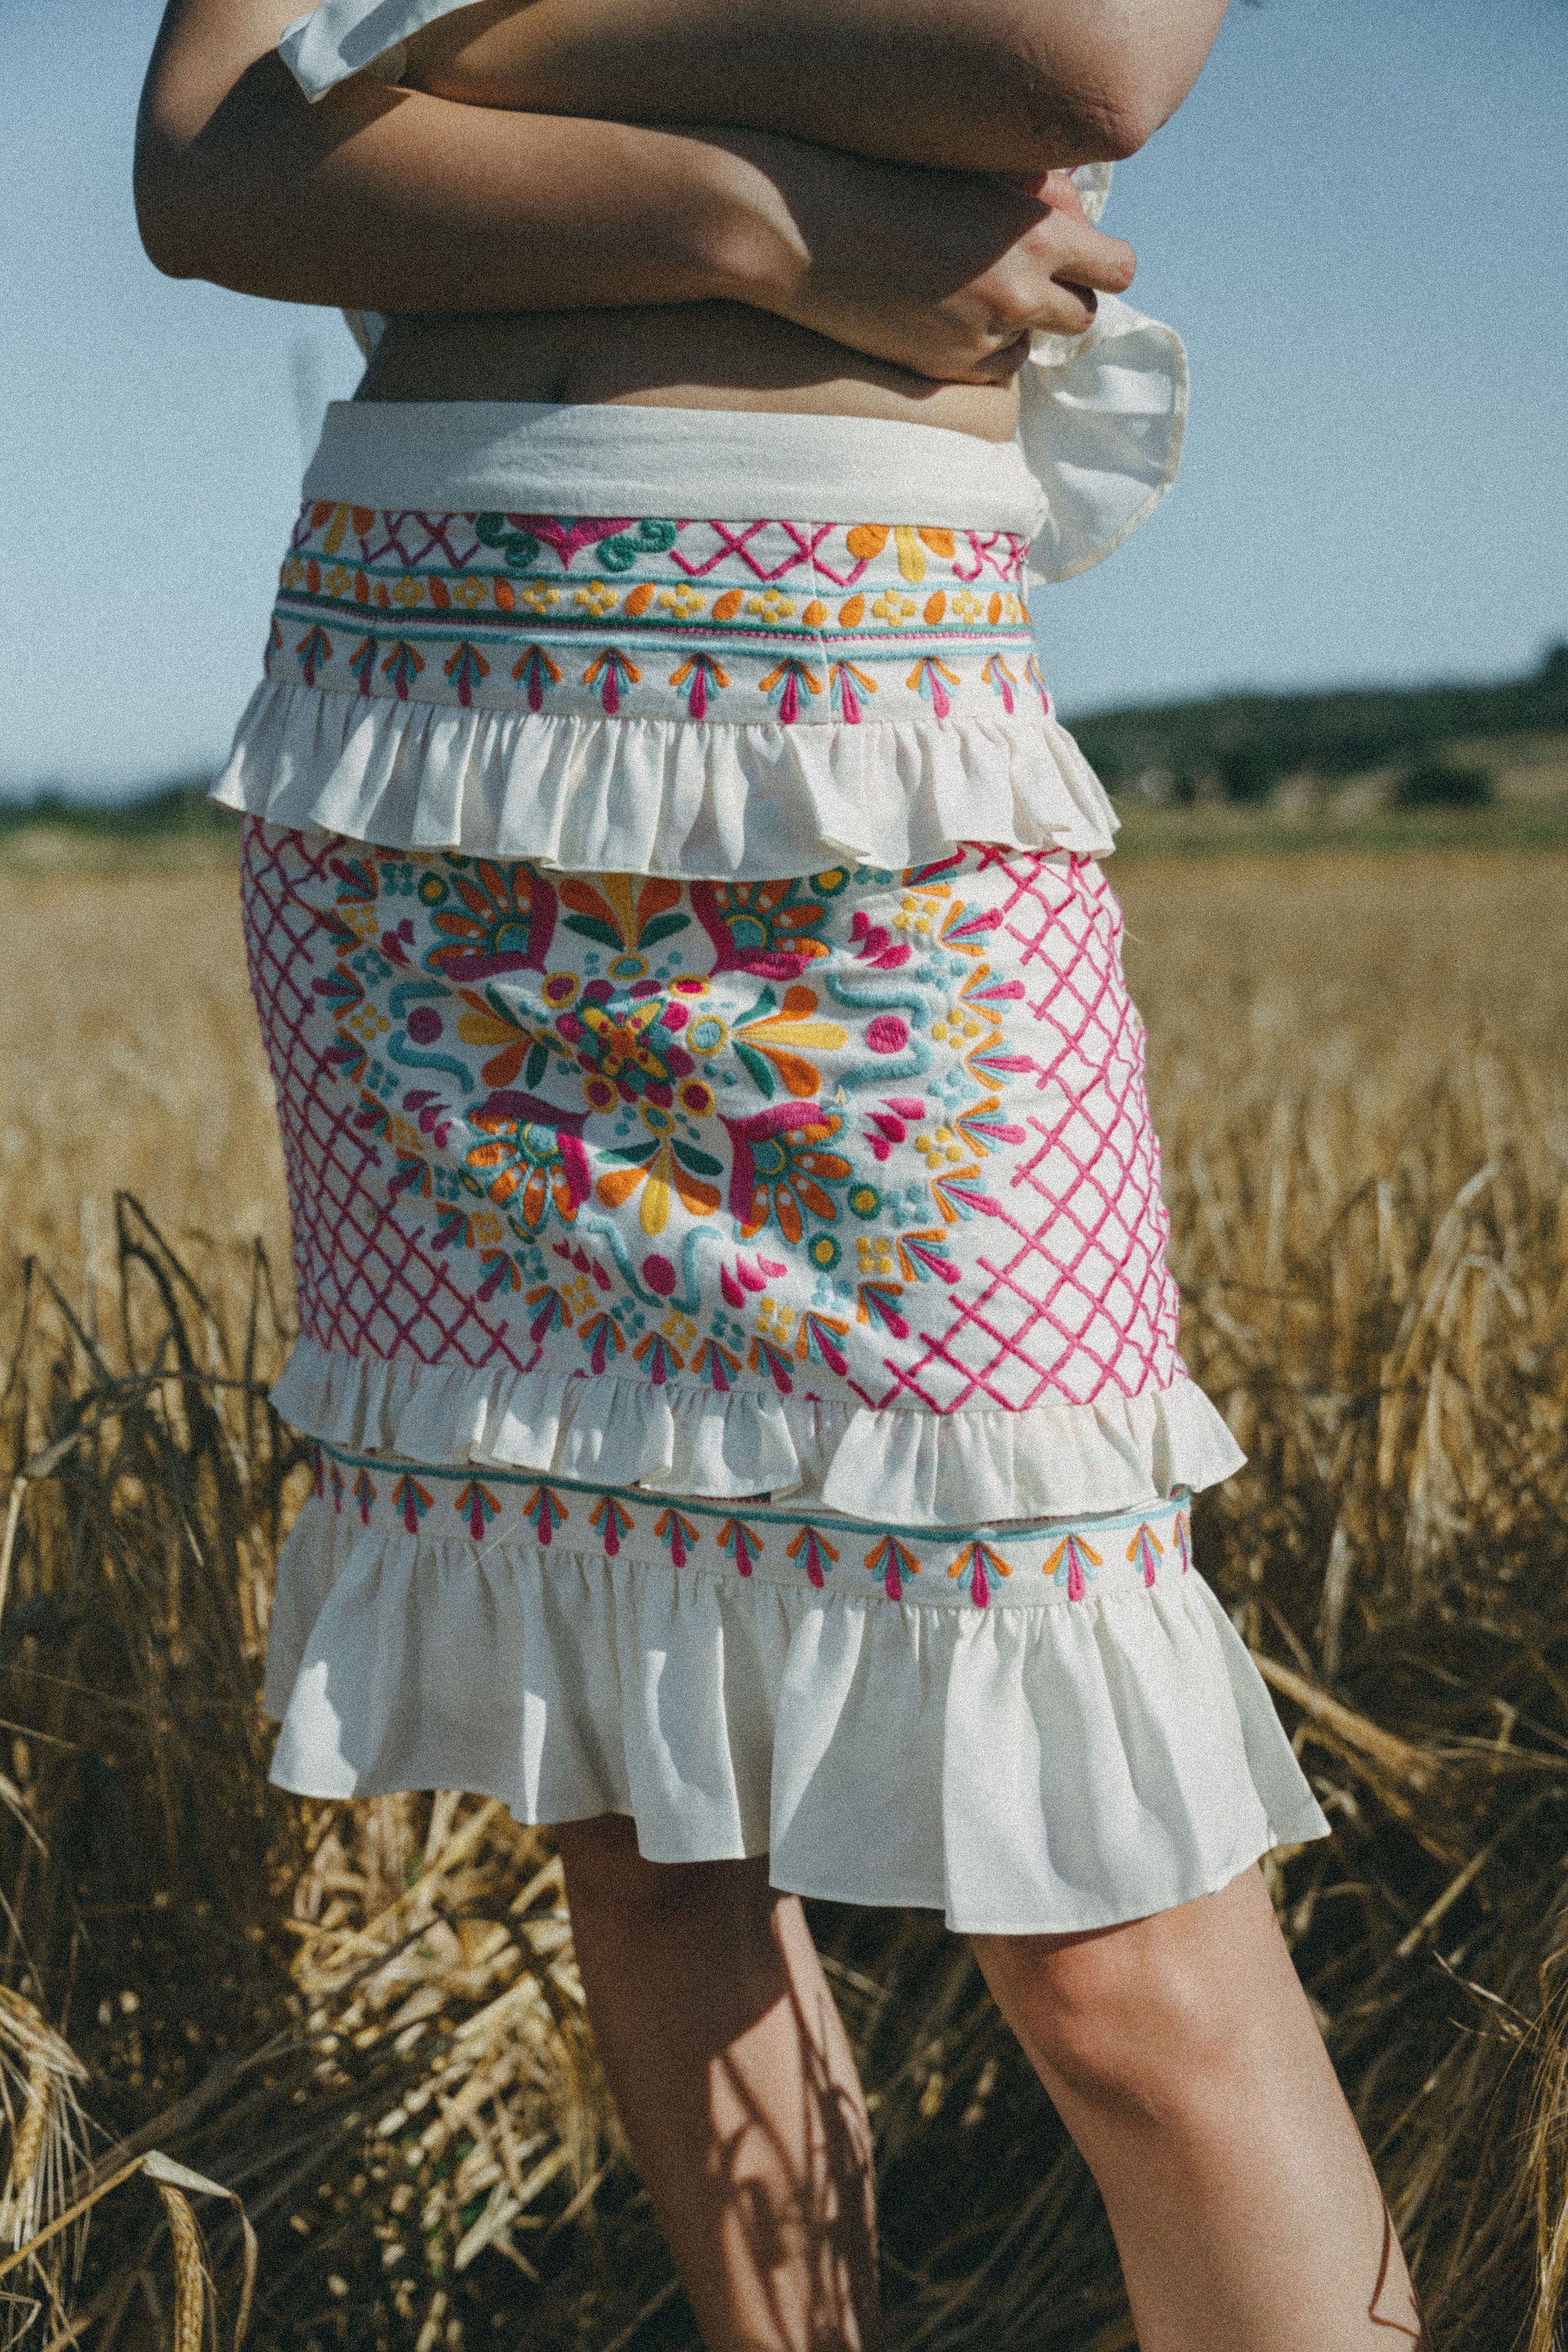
557 1813 882 2352
972 1863 1430 2352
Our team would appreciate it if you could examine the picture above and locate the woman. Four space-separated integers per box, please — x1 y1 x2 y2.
136 5 1429 2344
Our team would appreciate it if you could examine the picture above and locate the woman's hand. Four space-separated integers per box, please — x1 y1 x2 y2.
711 144 1135 384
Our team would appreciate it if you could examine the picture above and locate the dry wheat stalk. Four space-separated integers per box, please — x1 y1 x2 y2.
0 852 1564 2347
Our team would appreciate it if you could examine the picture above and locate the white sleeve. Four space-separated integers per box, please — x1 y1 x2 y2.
279 0 488 100
1021 165 1188 583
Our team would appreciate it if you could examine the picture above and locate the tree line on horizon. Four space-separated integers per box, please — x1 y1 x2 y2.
1070 640 1568 807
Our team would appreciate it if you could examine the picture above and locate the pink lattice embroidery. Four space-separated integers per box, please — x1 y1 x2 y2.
240 827 1182 1415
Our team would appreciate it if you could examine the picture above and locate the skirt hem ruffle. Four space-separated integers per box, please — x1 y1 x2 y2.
263 1494 1328 1932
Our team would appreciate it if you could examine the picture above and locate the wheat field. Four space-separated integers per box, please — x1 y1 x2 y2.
1 837 1566 2351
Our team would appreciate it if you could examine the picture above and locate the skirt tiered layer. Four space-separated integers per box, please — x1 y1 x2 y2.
227 454 1327 1927
268 1456 1325 1932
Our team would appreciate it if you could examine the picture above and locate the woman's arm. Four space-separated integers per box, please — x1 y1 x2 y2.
136 0 766 311
398 0 1230 174
136 0 1135 383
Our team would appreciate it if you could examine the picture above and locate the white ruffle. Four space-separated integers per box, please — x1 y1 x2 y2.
271 1337 1246 1526
263 1496 1328 1931
212 686 1121 874
281 0 452 93
1021 292 1189 583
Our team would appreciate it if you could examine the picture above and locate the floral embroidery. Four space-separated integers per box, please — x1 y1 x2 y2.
844 524 957 582
659 583 707 619
267 509 1035 723
871 592 919 628
1044 1531 1102 1601
315 1442 1197 1615
426 863 557 979
253 831 1182 1424
726 1108 851 1243
583 647 640 714
465 1112 590 1232
557 874 690 963
596 1110 724 1235
747 589 798 623
573 986 696 1105
730 984 848 1099
692 879 832 978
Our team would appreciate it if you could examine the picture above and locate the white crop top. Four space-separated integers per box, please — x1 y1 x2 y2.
276 0 1187 583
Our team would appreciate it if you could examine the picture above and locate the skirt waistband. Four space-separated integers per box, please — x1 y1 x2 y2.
302 400 1049 538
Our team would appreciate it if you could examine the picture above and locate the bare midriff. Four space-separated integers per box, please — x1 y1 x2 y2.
358 302 1023 440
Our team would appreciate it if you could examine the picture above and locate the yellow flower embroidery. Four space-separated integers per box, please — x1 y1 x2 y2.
564 1274 597 1317
844 524 956 582
322 564 353 598
451 573 488 609
658 584 707 618
871 592 919 627
661 1309 699 1351
574 580 619 617
279 557 306 590
518 579 560 615
756 1295 797 1340
856 1233 896 1275
747 589 799 624
390 573 425 609
952 589 985 622
914 1127 967 1168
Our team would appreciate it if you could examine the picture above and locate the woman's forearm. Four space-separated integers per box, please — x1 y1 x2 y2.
136 33 769 310
403 0 1230 173
135 0 1142 387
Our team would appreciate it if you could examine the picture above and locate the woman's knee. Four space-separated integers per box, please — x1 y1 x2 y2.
975 1873 1275 2124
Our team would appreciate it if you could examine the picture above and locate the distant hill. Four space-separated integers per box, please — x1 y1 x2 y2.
0 778 234 838
1070 643 1568 802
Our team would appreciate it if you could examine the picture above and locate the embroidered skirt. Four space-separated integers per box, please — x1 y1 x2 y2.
227 420 1326 1929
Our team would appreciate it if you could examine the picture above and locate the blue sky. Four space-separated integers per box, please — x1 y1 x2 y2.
2 0 1564 797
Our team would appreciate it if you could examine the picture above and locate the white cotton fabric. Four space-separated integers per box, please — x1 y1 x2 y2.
214 684 1121 874
273 1338 1247 1526
264 1497 1328 1931
297 397 1052 537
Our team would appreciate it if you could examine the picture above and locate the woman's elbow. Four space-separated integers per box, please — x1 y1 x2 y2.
135 178 191 279
1003 5 1227 163
133 97 212 279
1076 84 1173 162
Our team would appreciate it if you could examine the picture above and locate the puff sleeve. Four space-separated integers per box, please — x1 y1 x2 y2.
1021 165 1189 582
278 0 486 98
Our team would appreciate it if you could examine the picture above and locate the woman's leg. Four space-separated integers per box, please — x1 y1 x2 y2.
556 1814 882 2352
973 1863 1428 2352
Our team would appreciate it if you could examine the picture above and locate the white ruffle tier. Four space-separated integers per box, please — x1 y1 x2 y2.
264 1495 1327 1931
213 689 1120 875
271 1338 1245 1527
